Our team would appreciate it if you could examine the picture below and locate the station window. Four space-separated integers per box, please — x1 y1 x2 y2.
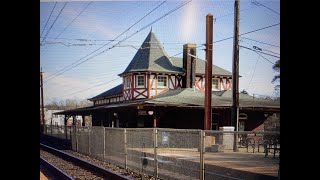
126 77 131 88
136 75 145 87
158 75 167 87
212 78 219 90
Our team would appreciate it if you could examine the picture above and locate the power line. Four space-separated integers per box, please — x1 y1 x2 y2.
214 6 256 20
44 0 191 83
259 48 280 56
40 2 68 46
239 45 279 59
44 0 193 99
55 1 93 39
241 45 276 65
40 2 57 38
213 23 280 44
245 55 260 91
40 39 204 46
44 1 167 81
169 23 280 58
251 0 280 15
45 77 121 101
169 44 205 58
241 37 279 48
255 52 276 65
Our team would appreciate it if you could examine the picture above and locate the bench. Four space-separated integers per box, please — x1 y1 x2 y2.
263 135 280 158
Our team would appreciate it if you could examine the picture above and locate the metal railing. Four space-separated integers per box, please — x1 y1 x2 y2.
43 125 280 180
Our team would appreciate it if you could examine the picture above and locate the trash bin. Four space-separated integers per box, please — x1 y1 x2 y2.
219 126 235 150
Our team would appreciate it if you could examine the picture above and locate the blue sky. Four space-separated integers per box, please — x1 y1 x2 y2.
40 0 280 105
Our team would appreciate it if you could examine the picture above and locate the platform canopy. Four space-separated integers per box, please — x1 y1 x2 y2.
54 88 279 116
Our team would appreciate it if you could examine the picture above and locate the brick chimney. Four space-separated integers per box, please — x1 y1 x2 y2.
182 43 197 88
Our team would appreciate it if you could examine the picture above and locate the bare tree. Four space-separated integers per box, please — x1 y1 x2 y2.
272 60 280 95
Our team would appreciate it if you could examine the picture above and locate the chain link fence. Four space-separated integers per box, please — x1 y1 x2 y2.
44 125 72 140
157 128 201 180
105 128 126 167
126 128 155 176
43 125 280 180
89 126 104 160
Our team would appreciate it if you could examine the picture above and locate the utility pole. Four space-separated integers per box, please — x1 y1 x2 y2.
40 68 45 133
204 14 213 130
232 0 240 152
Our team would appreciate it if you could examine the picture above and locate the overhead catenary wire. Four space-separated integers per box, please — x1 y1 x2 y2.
40 2 57 38
251 0 280 15
44 0 191 83
40 37 204 45
40 2 68 46
55 1 93 39
40 2 93 55
43 1 193 99
213 23 280 44
44 0 167 81
45 77 122 101
169 23 280 59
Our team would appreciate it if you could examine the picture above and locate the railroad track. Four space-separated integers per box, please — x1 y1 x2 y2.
40 143 132 180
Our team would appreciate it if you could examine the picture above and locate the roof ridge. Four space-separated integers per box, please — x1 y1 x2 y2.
147 32 174 69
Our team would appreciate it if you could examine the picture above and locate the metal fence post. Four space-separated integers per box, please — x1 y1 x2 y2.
65 125 68 140
69 126 72 141
88 127 91 155
124 128 127 169
200 130 205 180
76 126 78 152
154 128 158 179
103 127 106 161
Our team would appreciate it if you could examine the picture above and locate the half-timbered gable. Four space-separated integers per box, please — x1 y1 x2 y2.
170 57 232 92
118 31 184 101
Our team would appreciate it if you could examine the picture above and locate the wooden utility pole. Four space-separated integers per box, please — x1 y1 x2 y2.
40 68 45 132
232 0 240 151
204 14 213 130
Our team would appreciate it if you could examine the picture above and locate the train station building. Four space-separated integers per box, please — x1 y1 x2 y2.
55 31 280 131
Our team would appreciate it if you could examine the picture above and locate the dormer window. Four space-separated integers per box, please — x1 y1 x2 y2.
136 75 145 87
212 78 219 90
158 75 167 87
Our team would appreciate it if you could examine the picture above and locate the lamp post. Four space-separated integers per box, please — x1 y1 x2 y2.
148 111 156 128
113 112 117 128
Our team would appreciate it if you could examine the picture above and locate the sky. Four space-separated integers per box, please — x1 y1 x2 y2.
40 0 280 105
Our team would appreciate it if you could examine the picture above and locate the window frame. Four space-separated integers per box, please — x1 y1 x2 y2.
212 78 219 90
125 77 131 88
136 75 145 88
157 75 168 87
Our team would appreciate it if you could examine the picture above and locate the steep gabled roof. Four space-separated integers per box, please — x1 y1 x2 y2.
170 57 232 77
88 84 123 100
119 31 184 76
